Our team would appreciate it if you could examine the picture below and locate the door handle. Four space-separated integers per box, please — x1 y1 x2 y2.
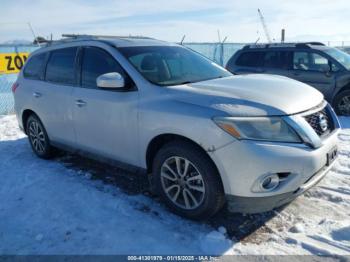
75 99 87 107
33 92 42 98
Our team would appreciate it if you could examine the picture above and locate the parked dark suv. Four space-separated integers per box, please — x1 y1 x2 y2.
226 42 350 115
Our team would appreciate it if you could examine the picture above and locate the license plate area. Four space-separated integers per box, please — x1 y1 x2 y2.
326 147 338 166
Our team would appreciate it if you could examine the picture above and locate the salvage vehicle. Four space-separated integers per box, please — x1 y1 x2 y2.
226 42 350 116
13 35 340 219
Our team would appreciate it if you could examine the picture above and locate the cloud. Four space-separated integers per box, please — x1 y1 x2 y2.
1 0 350 43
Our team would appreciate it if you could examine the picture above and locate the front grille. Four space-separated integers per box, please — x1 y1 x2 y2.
304 107 334 137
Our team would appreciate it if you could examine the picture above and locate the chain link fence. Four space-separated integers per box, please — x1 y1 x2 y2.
0 73 17 114
0 42 349 115
0 43 244 115
0 45 37 115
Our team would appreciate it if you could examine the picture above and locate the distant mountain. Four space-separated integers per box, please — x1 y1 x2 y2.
1 39 33 45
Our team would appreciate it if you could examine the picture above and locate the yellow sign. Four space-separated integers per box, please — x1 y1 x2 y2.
0 53 29 74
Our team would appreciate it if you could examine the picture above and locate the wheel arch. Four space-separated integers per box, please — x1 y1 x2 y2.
22 109 39 134
146 134 220 175
333 81 350 102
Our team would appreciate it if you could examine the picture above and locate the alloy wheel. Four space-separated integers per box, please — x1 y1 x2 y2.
28 120 46 154
160 156 205 210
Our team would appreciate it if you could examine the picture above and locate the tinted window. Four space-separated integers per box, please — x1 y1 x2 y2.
293 52 331 72
235 52 264 67
23 53 46 80
45 47 77 85
263 51 291 69
81 47 126 89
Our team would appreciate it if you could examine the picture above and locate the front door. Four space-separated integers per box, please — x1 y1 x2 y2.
72 46 139 166
288 51 336 100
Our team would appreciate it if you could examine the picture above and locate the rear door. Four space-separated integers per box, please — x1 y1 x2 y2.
72 46 139 165
261 50 292 77
229 51 265 74
30 47 77 145
288 51 337 99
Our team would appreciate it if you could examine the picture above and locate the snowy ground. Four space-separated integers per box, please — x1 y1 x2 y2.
0 114 349 255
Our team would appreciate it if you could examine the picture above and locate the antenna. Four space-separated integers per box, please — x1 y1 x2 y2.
257 9 272 43
180 35 186 45
254 37 260 44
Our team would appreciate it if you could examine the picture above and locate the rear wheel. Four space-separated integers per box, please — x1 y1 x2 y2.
153 141 225 220
26 115 53 159
333 90 350 116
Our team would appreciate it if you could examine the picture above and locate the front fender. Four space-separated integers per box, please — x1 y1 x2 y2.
138 99 235 168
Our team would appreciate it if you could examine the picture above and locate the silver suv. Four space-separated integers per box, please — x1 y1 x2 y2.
13 35 340 220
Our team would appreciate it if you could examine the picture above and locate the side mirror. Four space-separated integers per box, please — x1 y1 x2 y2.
96 72 125 89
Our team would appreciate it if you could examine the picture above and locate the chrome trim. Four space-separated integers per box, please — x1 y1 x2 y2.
284 102 340 149
284 115 322 148
326 103 341 129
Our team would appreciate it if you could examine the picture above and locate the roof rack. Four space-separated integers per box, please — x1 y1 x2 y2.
243 42 326 49
42 34 155 46
61 34 154 40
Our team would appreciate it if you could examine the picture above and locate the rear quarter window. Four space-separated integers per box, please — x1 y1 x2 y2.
235 52 264 67
23 53 47 80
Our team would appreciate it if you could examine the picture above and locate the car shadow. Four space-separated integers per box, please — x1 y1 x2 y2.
56 151 284 241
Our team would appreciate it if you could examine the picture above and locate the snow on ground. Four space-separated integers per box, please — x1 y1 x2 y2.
0 114 349 255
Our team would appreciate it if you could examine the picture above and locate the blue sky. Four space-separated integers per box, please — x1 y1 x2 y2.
1 0 350 43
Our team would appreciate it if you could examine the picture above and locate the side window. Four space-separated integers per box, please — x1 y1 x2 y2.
81 47 127 89
263 51 290 69
45 47 78 85
23 53 46 80
235 52 264 67
293 52 331 72
293 52 309 70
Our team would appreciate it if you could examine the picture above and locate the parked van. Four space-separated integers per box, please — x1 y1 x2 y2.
226 42 350 116
13 36 340 219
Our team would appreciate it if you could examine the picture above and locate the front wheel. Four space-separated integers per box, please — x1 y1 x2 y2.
333 90 350 116
26 115 53 159
153 141 225 220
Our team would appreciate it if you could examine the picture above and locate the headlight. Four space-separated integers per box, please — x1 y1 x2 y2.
213 116 301 143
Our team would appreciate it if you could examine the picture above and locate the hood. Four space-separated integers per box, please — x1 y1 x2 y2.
166 74 324 117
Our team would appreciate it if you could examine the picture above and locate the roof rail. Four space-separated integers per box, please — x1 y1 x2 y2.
61 34 154 40
41 34 155 47
301 42 325 46
243 42 326 50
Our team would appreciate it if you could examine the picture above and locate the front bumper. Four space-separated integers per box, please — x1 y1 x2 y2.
209 129 339 197
226 158 337 213
208 102 340 214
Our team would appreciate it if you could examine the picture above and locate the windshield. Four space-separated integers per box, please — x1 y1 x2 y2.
324 48 350 70
118 46 232 86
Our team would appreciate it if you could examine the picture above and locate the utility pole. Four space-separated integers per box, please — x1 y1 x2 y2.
281 29 285 43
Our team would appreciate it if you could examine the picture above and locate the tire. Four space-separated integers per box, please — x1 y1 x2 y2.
152 140 225 220
333 89 350 116
26 115 53 159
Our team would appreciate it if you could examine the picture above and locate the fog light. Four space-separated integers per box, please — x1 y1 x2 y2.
260 174 279 191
